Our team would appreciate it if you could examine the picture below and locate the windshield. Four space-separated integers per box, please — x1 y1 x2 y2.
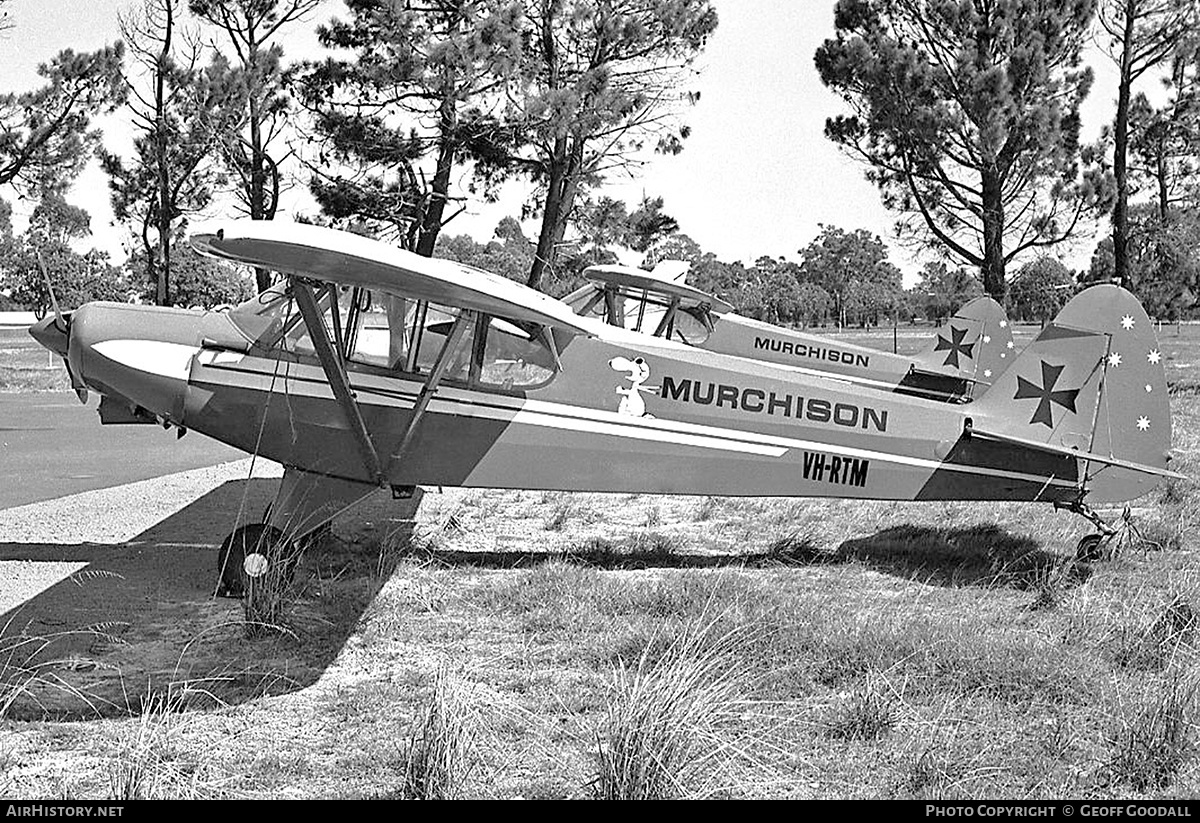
562 284 713 344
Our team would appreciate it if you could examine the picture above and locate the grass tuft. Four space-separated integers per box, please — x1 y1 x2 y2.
108 684 223 799
1110 595 1198 672
592 619 764 799
543 501 572 532
1107 668 1200 791
242 530 303 640
826 674 899 741
395 662 477 800
768 532 828 564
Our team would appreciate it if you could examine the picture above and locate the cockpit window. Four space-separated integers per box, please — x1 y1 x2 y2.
671 307 712 345
561 283 714 345
479 316 556 389
227 283 555 390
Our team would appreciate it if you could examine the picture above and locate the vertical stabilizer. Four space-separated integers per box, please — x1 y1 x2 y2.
971 285 1173 503
650 260 691 284
913 296 1015 389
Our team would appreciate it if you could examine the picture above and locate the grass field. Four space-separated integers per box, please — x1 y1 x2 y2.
0 327 69 392
2 321 1200 798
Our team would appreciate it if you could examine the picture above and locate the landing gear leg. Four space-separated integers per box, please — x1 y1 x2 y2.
1055 499 1118 561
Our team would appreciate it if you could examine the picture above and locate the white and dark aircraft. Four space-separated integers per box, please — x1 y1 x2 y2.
27 220 1183 598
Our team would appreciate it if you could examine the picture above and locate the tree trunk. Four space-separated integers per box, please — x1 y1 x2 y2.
415 93 457 258
528 137 584 291
528 140 568 291
980 166 1006 300
246 34 272 293
1112 2 1137 288
155 0 173 306
1157 135 1170 220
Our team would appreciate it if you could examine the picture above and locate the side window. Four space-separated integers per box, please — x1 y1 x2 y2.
234 285 555 390
405 303 476 382
479 317 556 389
671 307 713 345
619 288 672 333
346 295 391 368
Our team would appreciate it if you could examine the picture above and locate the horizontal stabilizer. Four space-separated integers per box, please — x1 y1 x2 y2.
968 425 1186 481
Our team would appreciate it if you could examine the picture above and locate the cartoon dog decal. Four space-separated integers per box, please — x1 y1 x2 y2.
609 356 655 418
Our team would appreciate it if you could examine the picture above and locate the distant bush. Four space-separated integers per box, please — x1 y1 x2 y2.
127 244 254 308
2 241 133 314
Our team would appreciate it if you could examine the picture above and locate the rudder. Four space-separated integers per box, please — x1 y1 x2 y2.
971 284 1173 503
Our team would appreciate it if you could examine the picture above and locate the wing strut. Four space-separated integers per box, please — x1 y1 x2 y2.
293 280 386 485
384 310 474 473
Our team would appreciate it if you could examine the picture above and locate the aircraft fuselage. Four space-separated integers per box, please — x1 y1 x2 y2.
56 300 1081 504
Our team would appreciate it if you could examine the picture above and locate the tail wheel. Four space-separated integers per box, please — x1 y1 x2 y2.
216 523 292 598
1075 533 1107 562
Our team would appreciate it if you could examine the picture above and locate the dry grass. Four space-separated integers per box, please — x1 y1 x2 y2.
592 617 769 799
107 683 225 800
393 661 477 800
1107 665 1200 792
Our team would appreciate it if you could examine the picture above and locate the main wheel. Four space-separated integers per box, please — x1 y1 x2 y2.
216 523 289 598
1075 533 1106 562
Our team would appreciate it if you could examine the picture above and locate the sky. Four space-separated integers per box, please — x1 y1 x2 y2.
0 0 1128 286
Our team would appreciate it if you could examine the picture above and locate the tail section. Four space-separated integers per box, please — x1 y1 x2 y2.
649 260 690 284
970 284 1175 503
913 297 1015 390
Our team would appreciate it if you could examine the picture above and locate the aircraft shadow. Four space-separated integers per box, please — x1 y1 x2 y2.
0 478 410 721
826 523 1091 590
396 523 1088 593
395 539 815 570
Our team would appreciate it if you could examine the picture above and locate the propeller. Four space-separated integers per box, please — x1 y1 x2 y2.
37 250 68 334
26 250 87 404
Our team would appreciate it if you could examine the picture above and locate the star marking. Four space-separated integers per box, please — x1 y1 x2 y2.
1121 315 1135 330
1108 352 1122 368
1014 361 1081 429
1145 384 1153 393
1000 320 1008 328
983 335 992 344
1137 416 1150 432
984 369 993 378
1006 341 1015 349
934 325 976 368
1148 350 1162 364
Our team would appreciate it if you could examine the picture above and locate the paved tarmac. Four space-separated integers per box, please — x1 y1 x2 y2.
0 391 244 510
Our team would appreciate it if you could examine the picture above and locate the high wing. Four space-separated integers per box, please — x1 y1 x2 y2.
191 220 593 337
582 263 735 313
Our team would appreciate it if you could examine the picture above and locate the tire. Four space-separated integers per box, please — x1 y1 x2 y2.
1075 533 1105 562
216 523 288 598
